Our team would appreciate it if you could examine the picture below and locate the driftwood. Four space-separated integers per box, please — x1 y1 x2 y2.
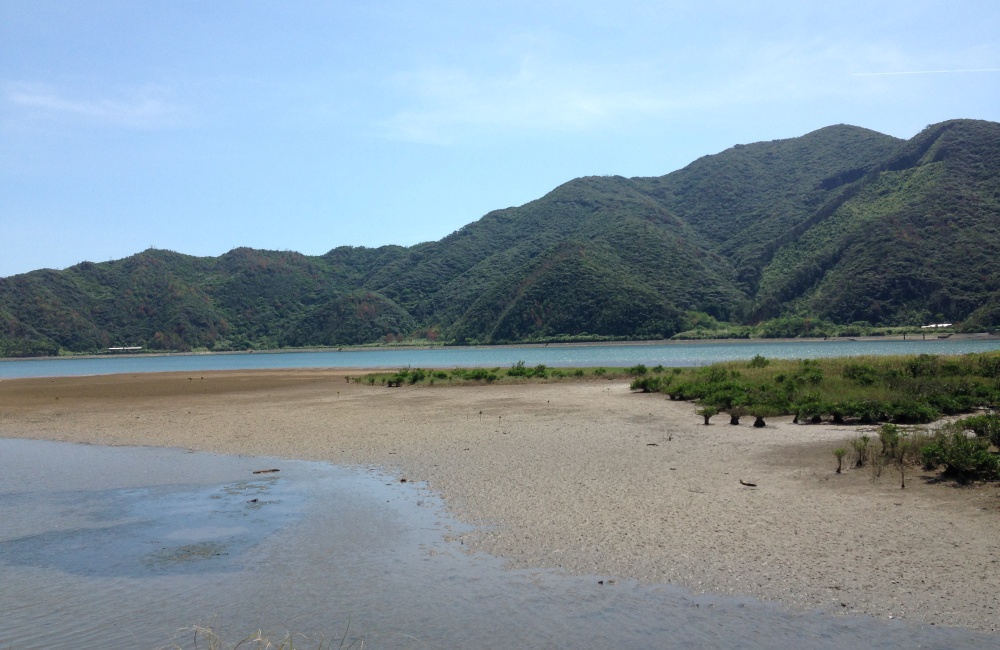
252 468 280 474
739 479 757 487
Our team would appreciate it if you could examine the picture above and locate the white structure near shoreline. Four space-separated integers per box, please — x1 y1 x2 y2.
920 323 953 329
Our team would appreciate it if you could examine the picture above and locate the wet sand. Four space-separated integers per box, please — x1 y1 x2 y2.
1 370 997 633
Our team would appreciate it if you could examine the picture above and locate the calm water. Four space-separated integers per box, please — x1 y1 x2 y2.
3 338 1000 378
0 439 995 649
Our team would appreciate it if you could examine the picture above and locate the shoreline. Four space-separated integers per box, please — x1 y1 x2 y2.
1 370 997 633
4 331 998 363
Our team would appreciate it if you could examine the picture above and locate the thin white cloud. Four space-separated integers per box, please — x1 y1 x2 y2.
4 82 188 129
852 68 1000 76
372 22 1000 145
375 36 921 144
378 55 681 144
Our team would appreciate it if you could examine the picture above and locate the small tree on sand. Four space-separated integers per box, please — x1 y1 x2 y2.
852 435 870 467
697 405 718 425
895 435 911 488
833 448 847 474
727 405 748 425
749 405 779 428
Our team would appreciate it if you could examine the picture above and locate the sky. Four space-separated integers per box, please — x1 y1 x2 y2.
2 0 999 278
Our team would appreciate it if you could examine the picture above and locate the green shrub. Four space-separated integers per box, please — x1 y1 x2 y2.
631 376 664 393
955 414 1000 447
671 379 724 401
853 435 871 467
456 367 500 382
793 393 825 423
889 400 939 423
920 427 1000 483
507 360 530 377
701 366 728 383
833 448 847 474
748 404 780 428
388 373 407 384
701 381 749 410
629 353 999 430
848 399 890 424
928 391 981 415
697 405 718 425
977 355 1000 378
941 360 964 375
878 423 901 458
742 384 791 415
828 402 848 424
726 405 748 425
627 364 648 376
906 354 940 378
793 359 824 385
843 363 878 386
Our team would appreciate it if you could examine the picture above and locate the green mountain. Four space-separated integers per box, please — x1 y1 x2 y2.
2 119 998 356
757 120 1000 326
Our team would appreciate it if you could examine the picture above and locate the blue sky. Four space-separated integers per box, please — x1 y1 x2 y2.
2 1 998 278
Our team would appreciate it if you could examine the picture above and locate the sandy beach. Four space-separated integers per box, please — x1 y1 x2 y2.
1 370 997 633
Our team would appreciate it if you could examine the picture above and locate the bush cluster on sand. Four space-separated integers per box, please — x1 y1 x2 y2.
363 362 625 387
366 366 501 385
630 352 1000 427
836 417 1000 486
920 416 1000 483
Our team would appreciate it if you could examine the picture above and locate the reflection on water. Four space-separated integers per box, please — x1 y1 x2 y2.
0 438 994 649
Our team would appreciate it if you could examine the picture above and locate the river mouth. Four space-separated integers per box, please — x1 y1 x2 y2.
0 438 993 649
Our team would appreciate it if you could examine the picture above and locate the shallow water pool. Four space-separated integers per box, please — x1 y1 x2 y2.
0 438 993 649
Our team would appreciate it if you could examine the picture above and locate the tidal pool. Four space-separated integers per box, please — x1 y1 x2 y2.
0 438 993 649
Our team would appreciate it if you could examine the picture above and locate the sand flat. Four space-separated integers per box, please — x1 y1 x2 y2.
1 370 997 633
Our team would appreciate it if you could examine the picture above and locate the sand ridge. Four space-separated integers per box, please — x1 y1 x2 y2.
1 370 997 633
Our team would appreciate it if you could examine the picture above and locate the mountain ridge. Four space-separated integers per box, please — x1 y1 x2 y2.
2 118 998 356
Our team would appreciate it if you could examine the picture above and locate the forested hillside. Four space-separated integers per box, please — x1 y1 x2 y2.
2 119 998 356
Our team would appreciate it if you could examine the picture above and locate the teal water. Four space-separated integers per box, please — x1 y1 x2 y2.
3 338 1000 378
0 439 994 649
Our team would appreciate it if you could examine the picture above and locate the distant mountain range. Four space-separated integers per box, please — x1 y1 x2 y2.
3 118 999 356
